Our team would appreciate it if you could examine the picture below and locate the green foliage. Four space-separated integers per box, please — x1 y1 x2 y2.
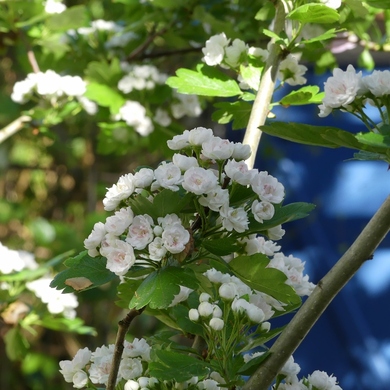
212 101 252 130
229 254 301 307
167 64 243 97
129 267 199 310
50 251 117 293
278 86 324 106
287 3 340 24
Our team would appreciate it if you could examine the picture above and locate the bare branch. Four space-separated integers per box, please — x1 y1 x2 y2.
0 115 32 144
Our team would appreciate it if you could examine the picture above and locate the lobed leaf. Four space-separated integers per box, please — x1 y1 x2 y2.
287 3 340 24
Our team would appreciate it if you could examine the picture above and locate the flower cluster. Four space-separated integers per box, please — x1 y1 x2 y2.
84 127 290 277
202 33 307 88
59 338 151 389
318 65 390 122
44 0 66 14
11 70 97 114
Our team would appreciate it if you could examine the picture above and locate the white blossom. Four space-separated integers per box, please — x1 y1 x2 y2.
280 356 301 383
202 137 235 160
251 171 285 204
197 378 221 390
320 0 342 9
319 64 364 117
104 207 134 235
103 173 136 211
267 225 285 241
153 161 182 191
232 142 251 160
198 301 214 317
123 338 151 361
89 354 114 385
278 55 308 86
27 277 78 318
199 187 229 211
105 239 135 276
161 223 190 254
167 130 190 150
154 108 172 126
119 357 143 380
219 282 237 301
182 167 219 195
125 380 140 390
363 70 390 97
209 317 224 331
189 308 200 321
148 237 167 260
59 347 91 385
188 127 214 145
202 33 230 66
224 159 257 185
307 370 342 390
134 168 154 188
169 285 193 307
0 242 30 274
199 292 211 302
44 0 67 14
225 38 248 68
219 204 249 233
171 93 202 119
243 235 281 257
172 154 199 171
126 215 154 250
251 200 275 223
118 101 154 136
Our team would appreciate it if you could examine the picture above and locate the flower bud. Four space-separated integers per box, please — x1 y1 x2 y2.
189 308 200 322
199 292 211 302
209 317 224 331
218 283 237 301
198 301 213 317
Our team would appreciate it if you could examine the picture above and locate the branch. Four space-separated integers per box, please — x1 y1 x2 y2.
106 308 144 390
243 194 390 389
242 1 285 170
0 115 32 144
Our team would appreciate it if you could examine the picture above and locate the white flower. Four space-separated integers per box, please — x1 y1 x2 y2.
171 94 202 119
202 33 230 66
182 167 219 195
209 317 224 331
225 38 248 68
104 207 134 235
363 70 390 97
251 171 285 204
59 347 91 384
120 357 143 380
199 187 229 211
103 173 136 211
157 214 181 228
72 370 89 389
307 370 342 390
232 142 251 160
251 200 275 223
154 108 172 126
172 154 199 171
84 222 106 257
153 161 182 191
44 0 67 14
125 380 140 390
224 159 257 185
202 137 235 160
11 75 36 103
123 338 151 361
243 235 281 256
198 378 221 390
198 301 214 317
189 308 200 321
320 0 342 9
267 225 285 240
134 168 154 188
126 215 154 250
161 223 190 254
199 292 211 302
246 304 265 323
243 351 265 363
78 96 98 115
105 239 135 276
105 31 137 49
319 64 364 116
278 54 308 86
59 75 86 96
27 277 78 318
280 356 301 383
35 70 63 96
219 282 237 301
203 268 231 284
89 354 114 385
148 237 167 260
167 130 190 150
188 127 214 145
248 46 269 61
118 101 154 136
219 204 249 233
169 285 193 307
0 242 29 274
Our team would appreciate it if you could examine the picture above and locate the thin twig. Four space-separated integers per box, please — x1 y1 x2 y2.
243 194 390 389
126 25 169 61
242 1 286 170
106 308 145 390
0 115 32 144
27 49 40 73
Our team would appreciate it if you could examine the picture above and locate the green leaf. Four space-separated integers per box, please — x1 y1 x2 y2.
129 267 199 310
301 28 340 44
202 237 241 256
229 254 301 306
355 132 390 149
149 350 209 382
287 3 340 24
50 251 117 293
84 83 126 114
248 202 316 233
4 327 29 361
279 86 324 106
85 59 123 85
364 0 390 8
46 5 88 31
166 64 242 97
212 101 252 130
34 316 96 335
153 190 194 218
358 49 375 70
351 150 390 162
238 351 270 375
